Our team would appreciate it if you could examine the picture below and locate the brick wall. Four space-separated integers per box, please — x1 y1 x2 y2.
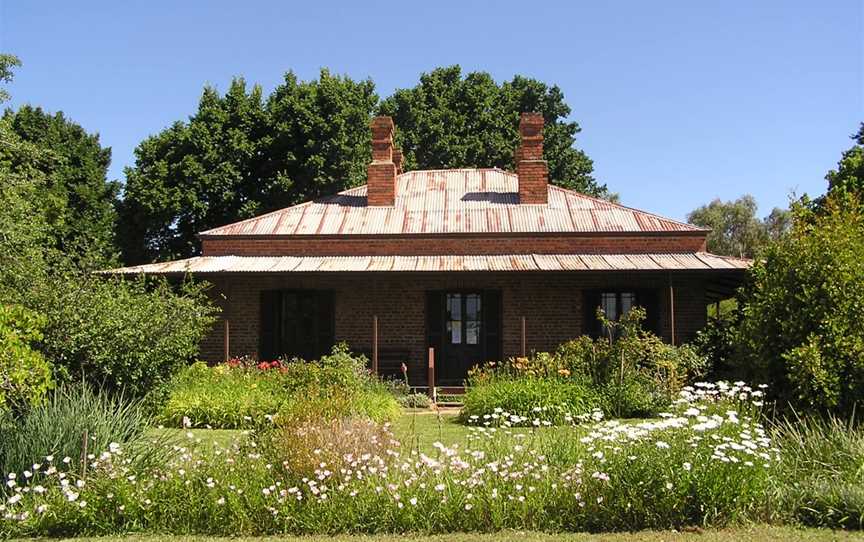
201 234 707 257
201 271 707 386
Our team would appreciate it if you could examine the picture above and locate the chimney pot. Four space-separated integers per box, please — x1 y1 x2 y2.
516 112 548 204
367 116 397 206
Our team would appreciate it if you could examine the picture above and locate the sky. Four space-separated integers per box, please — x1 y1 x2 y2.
1 1 862 221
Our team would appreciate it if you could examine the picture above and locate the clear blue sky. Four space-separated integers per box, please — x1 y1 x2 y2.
2 1 861 220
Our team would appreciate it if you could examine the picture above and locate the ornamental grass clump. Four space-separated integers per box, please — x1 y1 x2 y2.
769 413 864 529
1 381 781 536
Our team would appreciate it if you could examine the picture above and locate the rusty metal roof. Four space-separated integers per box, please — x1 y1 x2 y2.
106 252 749 275
200 169 705 237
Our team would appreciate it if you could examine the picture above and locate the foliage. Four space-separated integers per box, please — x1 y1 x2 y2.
159 345 399 429
693 312 741 379
0 53 21 103
1 267 219 398
462 309 709 423
264 417 397 480
686 195 790 258
0 118 53 282
0 304 52 413
119 71 377 264
2 106 119 262
397 393 432 409
383 378 432 409
0 384 165 490
821 123 864 204
769 414 864 529
0 386 779 536
380 65 603 197
460 377 601 426
736 194 864 416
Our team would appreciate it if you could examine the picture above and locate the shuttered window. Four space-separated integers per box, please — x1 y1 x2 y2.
259 290 334 361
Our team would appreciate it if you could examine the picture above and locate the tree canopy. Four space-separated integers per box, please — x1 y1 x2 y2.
120 66 603 264
0 54 21 104
3 106 118 262
380 66 601 196
119 70 377 264
686 195 790 258
822 123 864 202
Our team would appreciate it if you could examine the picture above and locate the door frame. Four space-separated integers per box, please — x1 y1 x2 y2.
426 289 502 387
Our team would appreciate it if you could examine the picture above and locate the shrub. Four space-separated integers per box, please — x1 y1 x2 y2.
0 304 52 414
693 312 740 379
462 308 709 423
736 194 864 416
397 393 432 409
3 268 219 398
0 384 163 487
159 345 400 429
460 377 601 425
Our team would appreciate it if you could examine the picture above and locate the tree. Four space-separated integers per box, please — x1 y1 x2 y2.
686 195 788 258
3 106 119 262
0 54 21 104
736 194 864 415
379 66 603 196
119 70 377 263
822 123 864 202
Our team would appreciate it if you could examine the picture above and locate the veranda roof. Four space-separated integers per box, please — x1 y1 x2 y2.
105 252 750 275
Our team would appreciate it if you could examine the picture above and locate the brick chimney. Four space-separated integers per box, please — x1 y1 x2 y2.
516 112 548 204
367 116 398 206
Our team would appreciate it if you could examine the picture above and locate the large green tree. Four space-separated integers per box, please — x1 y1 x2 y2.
3 106 119 262
379 66 602 196
119 70 377 264
686 195 790 258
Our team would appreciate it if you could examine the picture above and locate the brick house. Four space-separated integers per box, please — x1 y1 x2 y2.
113 113 749 388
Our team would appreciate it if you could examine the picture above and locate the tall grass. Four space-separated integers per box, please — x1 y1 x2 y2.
0 384 164 486
769 413 864 529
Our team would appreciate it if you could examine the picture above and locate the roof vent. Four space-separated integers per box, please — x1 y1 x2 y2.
516 112 548 204
367 116 400 206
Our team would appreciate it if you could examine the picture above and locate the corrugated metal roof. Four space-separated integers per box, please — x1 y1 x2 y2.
200 169 705 237
105 252 750 275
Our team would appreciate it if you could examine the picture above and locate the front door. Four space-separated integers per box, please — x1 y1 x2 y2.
426 290 501 386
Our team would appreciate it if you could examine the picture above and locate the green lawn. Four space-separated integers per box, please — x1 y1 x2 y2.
160 408 588 455
17 526 863 542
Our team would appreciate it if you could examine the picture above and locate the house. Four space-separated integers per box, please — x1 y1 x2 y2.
111 113 749 388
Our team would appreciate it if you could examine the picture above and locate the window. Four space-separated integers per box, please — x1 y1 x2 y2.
446 293 482 345
259 290 334 361
600 291 636 322
584 290 659 338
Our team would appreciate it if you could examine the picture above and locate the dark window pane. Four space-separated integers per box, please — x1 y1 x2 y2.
621 292 636 317
465 294 481 345
447 293 462 344
601 292 618 320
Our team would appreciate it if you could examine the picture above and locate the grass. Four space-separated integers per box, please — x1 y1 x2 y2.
158 408 593 456
157 408 652 457
10 526 863 541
